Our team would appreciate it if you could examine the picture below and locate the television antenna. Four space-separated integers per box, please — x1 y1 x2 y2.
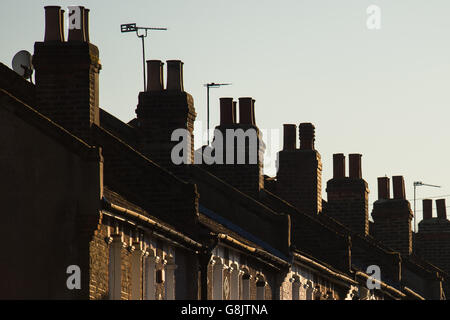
12 50 33 83
121 23 167 91
203 82 232 145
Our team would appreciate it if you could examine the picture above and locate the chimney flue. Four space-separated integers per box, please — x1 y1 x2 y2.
436 199 447 219
392 176 406 199
44 6 64 42
147 60 164 91
423 199 433 220
349 154 362 179
68 6 86 42
333 154 345 179
166 60 184 91
238 97 254 125
220 98 234 125
377 177 390 200
283 124 296 150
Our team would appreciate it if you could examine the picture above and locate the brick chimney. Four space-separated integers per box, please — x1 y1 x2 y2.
416 198 450 275
371 176 413 256
33 6 101 143
325 154 369 234
203 97 265 197
276 123 322 215
136 60 196 168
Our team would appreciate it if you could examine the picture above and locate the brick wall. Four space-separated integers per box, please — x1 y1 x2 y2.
33 41 101 143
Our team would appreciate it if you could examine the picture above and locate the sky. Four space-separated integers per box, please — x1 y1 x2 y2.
1 0 450 230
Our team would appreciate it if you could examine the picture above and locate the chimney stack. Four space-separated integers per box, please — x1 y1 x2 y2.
349 154 362 179
416 198 450 276
276 123 322 215
332 154 345 179
436 199 447 219
136 59 196 169
219 98 234 125
325 153 369 235
377 177 390 200
371 175 413 256
423 199 432 220
146 60 164 92
34 6 100 142
283 124 296 151
203 96 265 197
166 60 184 91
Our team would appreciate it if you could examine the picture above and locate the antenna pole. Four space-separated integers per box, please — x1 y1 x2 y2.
207 85 210 145
140 33 146 91
204 82 232 146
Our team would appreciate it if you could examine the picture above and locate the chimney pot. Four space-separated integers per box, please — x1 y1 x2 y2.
423 199 433 219
299 123 315 150
44 6 64 42
232 101 237 123
333 154 345 178
83 8 90 42
436 199 447 219
238 97 254 125
147 60 164 91
377 177 390 200
252 99 256 125
220 98 234 125
349 154 362 179
392 176 406 199
68 6 86 42
283 124 297 150
166 60 184 91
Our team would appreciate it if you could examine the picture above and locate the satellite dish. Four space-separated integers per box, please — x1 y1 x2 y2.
12 50 33 80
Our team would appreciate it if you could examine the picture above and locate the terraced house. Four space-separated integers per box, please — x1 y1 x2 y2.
1 6 449 300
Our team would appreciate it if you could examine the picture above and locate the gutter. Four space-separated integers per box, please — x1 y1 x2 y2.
355 271 406 299
403 286 425 300
216 233 291 269
102 198 202 249
293 252 358 287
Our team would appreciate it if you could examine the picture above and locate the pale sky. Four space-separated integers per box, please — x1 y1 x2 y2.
2 0 450 230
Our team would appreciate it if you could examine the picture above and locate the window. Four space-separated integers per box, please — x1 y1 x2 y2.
130 248 143 300
256 277 266 300
108 234 122 300
165 255 177 300
212 257 224 300
230 263 239 300
144 250 158 300
292 277 300 300
242 273 250 300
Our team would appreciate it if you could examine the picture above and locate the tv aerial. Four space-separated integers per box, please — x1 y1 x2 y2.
12 50 33 82
120 23 167 91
